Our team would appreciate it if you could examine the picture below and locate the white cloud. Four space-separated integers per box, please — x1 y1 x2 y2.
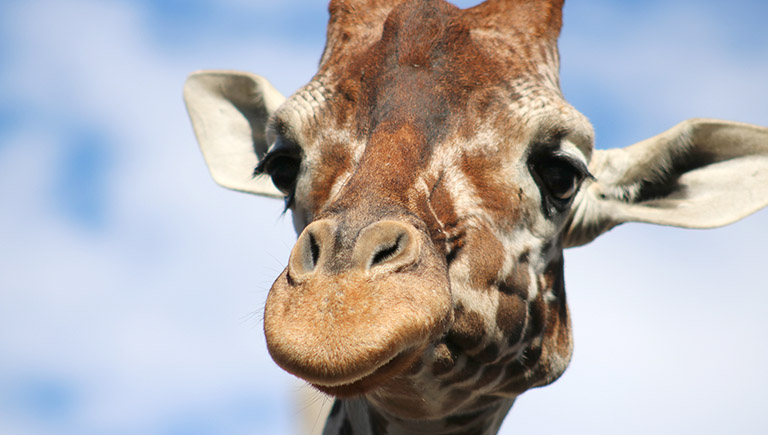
0 0 313 433
560 1 768 147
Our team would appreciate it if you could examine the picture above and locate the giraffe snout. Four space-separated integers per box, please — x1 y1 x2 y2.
264 217 452 395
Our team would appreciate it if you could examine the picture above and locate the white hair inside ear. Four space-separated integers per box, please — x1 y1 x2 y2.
184 70 286 198
564 119 768 248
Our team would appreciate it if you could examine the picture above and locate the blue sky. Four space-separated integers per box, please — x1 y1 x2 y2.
0 1 767 434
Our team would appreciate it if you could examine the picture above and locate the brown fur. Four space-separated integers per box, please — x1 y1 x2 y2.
263 1 584 433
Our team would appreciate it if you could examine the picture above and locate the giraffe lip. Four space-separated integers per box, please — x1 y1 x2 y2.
309 350 402 388
311 347 421 397
266 318 423 390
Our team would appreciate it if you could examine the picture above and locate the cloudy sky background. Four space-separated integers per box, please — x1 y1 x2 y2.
1 1 766 434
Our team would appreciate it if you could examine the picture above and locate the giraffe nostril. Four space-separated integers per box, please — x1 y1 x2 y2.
353 221 419 272
288 220 337 278
370 234 404 267
309 232 320 268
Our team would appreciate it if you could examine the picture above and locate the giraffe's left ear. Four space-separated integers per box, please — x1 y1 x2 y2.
184 70 286 198
563 119 768 248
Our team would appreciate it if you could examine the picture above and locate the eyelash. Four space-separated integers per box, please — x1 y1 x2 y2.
255 137 303 210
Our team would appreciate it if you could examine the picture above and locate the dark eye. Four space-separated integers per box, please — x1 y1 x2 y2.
255 137 302 199
529 151 590 215
537 158 581 201
264 154 300 195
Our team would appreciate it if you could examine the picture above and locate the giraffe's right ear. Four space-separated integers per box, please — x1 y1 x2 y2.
184 70 285 198
563 119 768 248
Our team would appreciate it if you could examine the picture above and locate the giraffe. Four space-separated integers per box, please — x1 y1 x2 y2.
183 0 768 434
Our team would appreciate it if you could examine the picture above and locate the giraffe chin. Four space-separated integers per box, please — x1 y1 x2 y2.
310 346 423 398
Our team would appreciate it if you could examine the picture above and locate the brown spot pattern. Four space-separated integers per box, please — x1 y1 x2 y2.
309 144 352 212
463 228 505 290
427 172 459 241
446 304 485 351
459 152 520 223
444 360 480 385
500 253 531 300
432 342 456 376
496 291 527 347
526 294 547 341
471 342 499 364
474 362 503 389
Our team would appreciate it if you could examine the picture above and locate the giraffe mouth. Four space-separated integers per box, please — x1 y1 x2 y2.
263 268 450 393
310 346 423 397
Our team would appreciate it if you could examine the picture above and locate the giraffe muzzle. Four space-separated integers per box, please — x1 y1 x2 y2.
263 218 452 394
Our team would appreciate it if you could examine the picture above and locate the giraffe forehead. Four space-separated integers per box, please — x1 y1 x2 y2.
316 0 560 141
275 0 587 172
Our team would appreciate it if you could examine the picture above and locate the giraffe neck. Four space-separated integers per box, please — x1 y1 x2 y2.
323 397 516 435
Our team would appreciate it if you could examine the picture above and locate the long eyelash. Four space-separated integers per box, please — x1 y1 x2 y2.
282 192 294 214
253 149 296 212
550 150 594 181
254 156 270 178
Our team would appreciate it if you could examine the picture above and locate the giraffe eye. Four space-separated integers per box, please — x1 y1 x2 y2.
256 137 302 199
537 158 581 201
529 151 590 215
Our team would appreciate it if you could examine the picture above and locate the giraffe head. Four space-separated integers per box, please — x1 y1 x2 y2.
185 0 768 424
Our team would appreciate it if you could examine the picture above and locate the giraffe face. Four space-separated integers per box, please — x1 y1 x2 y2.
260 0 594 406
186 0 768 431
